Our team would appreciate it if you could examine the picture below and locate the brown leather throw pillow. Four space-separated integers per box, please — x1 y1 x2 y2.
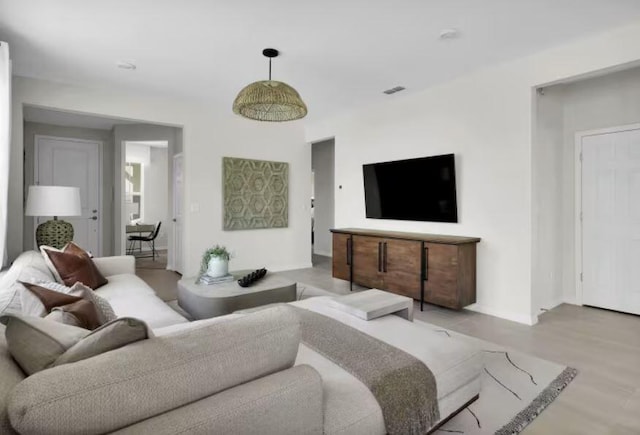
20 282 102 330
41 242 108 289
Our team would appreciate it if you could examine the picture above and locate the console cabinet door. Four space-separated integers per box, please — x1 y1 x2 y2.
383 239 422 299
332 233 351 281
352 235 384 289
424 243 460 309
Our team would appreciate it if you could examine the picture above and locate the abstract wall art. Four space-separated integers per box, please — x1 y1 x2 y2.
223 157 289 230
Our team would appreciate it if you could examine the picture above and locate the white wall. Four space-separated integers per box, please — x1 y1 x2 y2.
143 146 169 248
532 89 565 313
312 139 334 257
125 142 151 165
10 77 311 276
306 19 640 324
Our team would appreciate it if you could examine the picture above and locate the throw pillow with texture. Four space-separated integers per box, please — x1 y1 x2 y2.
53 317 153 367
45 309 83 328
0 314 89 375
21 281 116 324
40 242 108 289
19 282 102 330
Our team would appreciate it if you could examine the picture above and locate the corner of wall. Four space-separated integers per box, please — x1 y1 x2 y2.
466 303 539 326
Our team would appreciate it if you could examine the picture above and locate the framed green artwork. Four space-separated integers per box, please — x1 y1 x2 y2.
223 157 289 230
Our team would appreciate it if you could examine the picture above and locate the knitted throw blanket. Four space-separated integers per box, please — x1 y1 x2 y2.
291 306 440 435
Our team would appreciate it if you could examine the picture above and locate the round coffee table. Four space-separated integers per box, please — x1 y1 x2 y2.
177 272 297 319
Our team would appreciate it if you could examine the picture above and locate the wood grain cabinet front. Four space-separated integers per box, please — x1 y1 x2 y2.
383 238 422 299
352 235 384 289
332 232 351 281
331 229 480 311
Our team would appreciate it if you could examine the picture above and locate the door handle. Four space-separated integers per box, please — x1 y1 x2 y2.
383 242 388 273
424 246 429 281
89 216 98 221
92 210 97 213
346 238 352 266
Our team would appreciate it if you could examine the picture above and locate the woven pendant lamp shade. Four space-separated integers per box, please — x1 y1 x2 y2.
232 48 307 122
233 80 307 122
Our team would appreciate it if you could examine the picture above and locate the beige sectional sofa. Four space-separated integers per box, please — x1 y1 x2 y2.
0 251 482 434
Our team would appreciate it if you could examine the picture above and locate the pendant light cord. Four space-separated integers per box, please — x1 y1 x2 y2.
269 58 272 80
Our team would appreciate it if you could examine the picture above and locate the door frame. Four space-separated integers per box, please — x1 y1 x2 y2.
170 152 184 273
33 135 104 256
574 123 640 305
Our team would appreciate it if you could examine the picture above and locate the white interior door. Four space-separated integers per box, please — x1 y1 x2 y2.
172 153 184 274
582 127 640 315
35 136 102 256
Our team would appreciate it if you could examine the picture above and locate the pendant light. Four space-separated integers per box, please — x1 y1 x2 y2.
232 48 307 122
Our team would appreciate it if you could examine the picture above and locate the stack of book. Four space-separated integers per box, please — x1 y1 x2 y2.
196 273 234 285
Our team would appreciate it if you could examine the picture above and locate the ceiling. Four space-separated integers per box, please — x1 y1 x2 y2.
4 0 640 121
23 106 140 130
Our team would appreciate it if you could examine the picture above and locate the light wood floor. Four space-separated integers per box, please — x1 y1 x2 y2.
139 254 640 434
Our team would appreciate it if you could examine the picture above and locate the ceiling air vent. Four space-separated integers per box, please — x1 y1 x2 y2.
383 86 405 95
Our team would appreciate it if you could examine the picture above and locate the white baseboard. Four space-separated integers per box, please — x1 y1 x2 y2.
313 249 332 257
131 245 168 253
269 263 314 272
466 303 539 326
536 298 564 314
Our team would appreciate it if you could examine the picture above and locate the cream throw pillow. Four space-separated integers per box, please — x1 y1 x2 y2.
45 309 84 328
0 314 89 375
1 314 152 375
53 317 152 367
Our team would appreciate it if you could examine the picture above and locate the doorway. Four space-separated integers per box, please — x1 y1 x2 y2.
311 139 335 267
124 141 169 262
34 135 103 255
577 124 640 315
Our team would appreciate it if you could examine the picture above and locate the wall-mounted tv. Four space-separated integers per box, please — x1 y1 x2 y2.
363 153 458 223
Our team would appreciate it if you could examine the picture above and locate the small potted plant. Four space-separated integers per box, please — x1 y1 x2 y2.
200 245 232 278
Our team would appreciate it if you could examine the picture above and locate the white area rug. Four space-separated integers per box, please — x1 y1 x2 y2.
297 284 578 435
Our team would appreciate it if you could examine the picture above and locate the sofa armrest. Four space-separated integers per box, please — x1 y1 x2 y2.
112 365 324 435
8 306 301 435
92 255 135 276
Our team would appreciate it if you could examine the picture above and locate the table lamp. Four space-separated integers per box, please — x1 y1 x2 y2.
25 185 82 248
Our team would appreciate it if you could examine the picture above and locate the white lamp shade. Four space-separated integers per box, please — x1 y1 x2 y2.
25 185 82 217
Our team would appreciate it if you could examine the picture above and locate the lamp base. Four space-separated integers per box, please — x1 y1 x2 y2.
36 219 74 249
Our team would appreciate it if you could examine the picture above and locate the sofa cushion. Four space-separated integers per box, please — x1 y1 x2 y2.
1 314 89 375
112 365 324 435
40 242 108 289
45 309 84 327
8 306 301 435
0 325 24 435
53 317 152 367
95 274 187 329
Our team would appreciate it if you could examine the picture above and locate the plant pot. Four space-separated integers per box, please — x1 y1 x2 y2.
207 257 229 278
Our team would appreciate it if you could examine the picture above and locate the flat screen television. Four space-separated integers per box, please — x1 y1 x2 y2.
363 153 458 223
